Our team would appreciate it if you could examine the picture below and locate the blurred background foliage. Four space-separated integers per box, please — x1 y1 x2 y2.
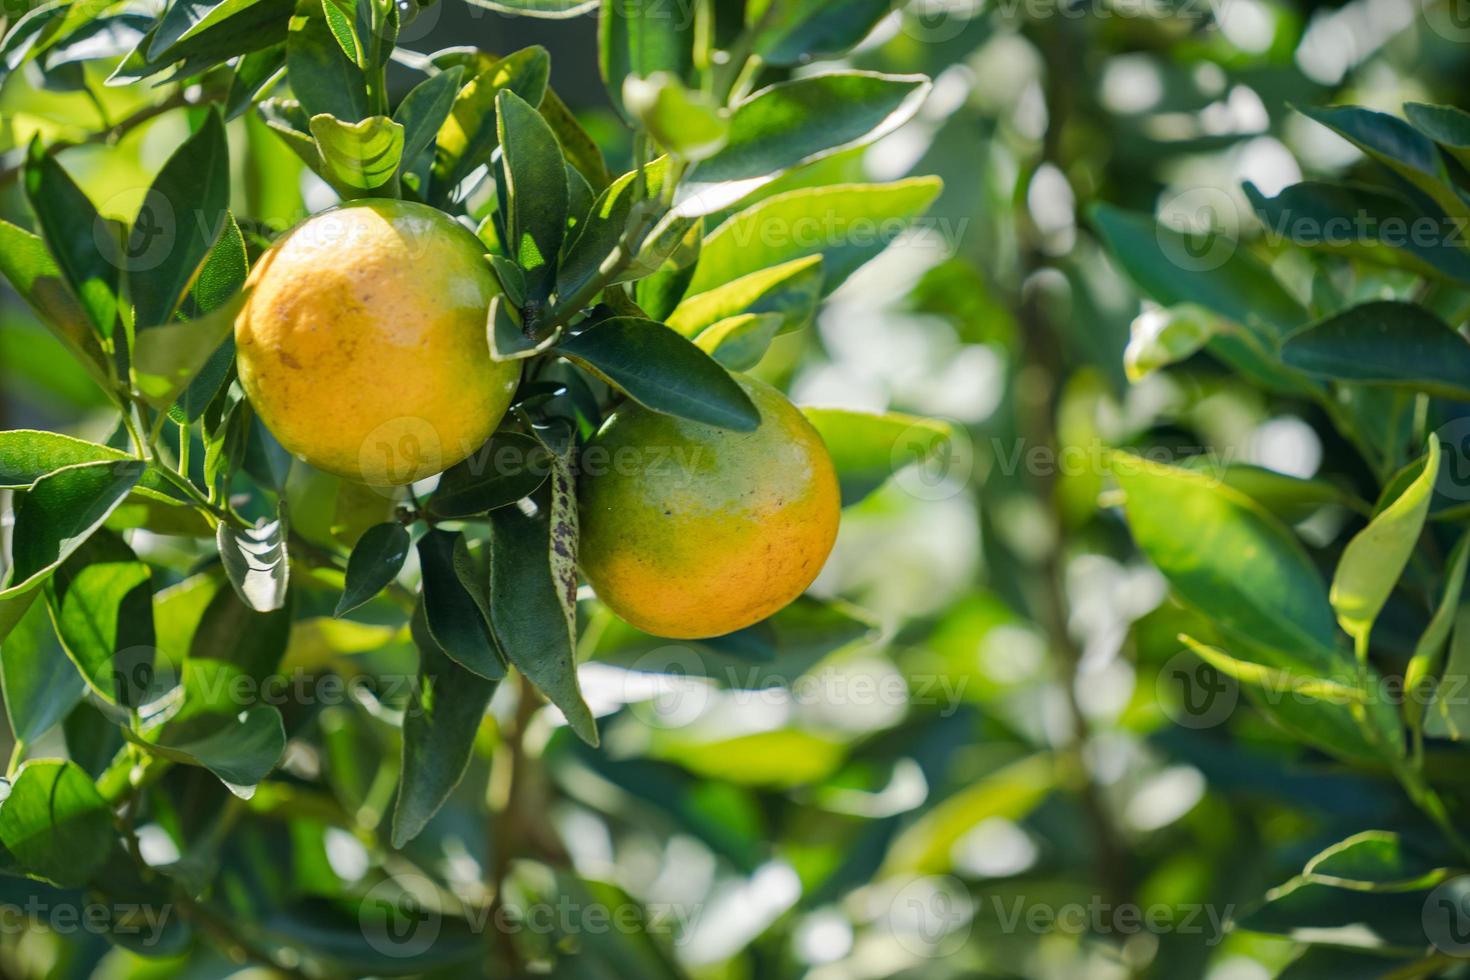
6 0 1470 977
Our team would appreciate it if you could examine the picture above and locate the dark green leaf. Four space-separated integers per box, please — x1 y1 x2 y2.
489 477 598 745
188 583 291 683
285 0 368 121
599 0 695 120
466 0 596 14
431 46 550 202
558 316 759 431
392 600 498 847
130 110 230 330
23 141 119 338
540 86 611 190
392 65 462 179
417 529 503 680
1282 301 1470 399
748 0 895 65
427 431 550 518
1304 830 1455 891
224 43 285 120
694 312 783 371
133 290 247 411
497 88 568 299
335 522 410 616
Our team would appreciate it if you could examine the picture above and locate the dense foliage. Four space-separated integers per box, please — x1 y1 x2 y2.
9 0 1470 977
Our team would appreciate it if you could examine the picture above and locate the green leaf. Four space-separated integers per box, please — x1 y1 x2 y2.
1112 454 1339 667
427 431 550 518
558 316 759 431
1331 438 1438 641
694 312 784 371
129 110 230 331
1298 103 1469 222
0 598 85 743
224 43 285 120
598 0 694 120
1237 876 1431 949
188 583 291 683
666 253 823 336
133 290 247 411
1303 830 1455 892
674 72 931 217
466 0 596 14
319 0 360 64
129 658 286 797
392 65 462 179
1124 304 1222 382
0 760 112 887
309 113 404 190
1406 101 1470 171
0 431 174 499
432 46 550 202
1244 180 1470 286
539 87 612 190
3 460 145 600
497 89 568 299
880 755 1053 875
0 220 111 391
217 513 290 612
1178 458 1361 523
747 0 895 65
1404 531 1470 725
285 0 368 122
45 531 156 708
557 157 676 298
803 408 953 508
23 142 119 338
417 529 503 680
335 522 409 617
1178 635 1362 702
688 177 943 301
0 4 69 91
1090 203 1308 338
636 219 703 320
392 599 498 847
1281 301 1470 399
1277 948 1420 979
623 73 729 161
111 0 292 83
489 475 597 746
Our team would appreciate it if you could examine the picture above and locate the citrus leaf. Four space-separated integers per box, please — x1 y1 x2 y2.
802 408 953 508
1282 301 1470 399
0 220 110 391
309 113 404 190
0 760 112 886
417 529 504 680
45 531 156 708
133 289 247 411
427 431 550 518
0 598 85 743
335 522 410 617
694 312 783 371
598 0 694 120
22 141 119 338
674 72 931 217
217 512 290 612
667 253 823 336
497 88 568 299
1331 438 1439 642
557 316 759 431
3 460 145 600
432 45 549 202
392 599 498 847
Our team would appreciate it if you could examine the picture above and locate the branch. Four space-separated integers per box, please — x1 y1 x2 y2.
0 88 225 187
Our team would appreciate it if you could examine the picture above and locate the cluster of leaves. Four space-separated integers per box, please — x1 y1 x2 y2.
1100 100 1470 975
0 0 965 973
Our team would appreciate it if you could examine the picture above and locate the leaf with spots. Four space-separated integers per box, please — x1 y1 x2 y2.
488 427 596 746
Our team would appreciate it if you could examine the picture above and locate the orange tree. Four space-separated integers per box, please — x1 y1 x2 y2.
0 0 953 972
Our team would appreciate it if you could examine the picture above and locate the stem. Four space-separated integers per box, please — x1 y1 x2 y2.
6 740 25 777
